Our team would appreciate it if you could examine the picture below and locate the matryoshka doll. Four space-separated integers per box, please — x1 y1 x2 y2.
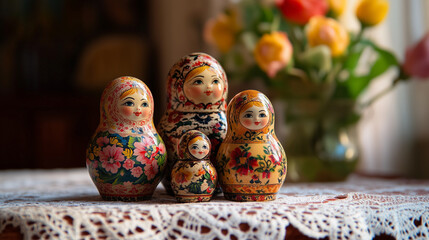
171 130 218 202
216 90 287 201
158 52 228 195
86 76 167 201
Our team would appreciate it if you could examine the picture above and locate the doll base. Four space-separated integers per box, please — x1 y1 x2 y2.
101 195 152 202
223 192 277 202
175 195 213 203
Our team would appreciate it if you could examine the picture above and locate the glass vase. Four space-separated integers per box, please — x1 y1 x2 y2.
280 99 359 182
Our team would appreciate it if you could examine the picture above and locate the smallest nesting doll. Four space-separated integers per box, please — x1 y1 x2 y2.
171 130 217 203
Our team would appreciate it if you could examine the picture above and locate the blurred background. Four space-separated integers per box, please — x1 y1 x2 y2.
0 0 428 179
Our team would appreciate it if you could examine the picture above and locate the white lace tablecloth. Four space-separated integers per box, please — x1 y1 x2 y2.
0 169 428 240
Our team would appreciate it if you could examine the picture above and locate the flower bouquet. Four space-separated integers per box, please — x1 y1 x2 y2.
205 0 429 181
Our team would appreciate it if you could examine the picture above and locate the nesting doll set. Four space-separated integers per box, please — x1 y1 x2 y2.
86 53 287 202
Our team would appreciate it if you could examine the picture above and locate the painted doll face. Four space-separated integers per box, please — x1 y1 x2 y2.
239 104 269 130
188 137 210 159
118 90 151 122
184 67 224 105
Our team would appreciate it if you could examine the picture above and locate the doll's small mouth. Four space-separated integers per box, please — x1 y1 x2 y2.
254 122 261 125
134 112 142 116
204 91 213 96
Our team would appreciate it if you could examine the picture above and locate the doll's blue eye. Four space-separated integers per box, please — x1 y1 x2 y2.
212 79 220 84
244 113 253 118
191 145 198 150
202 145 208 150
124 101 134 106
193 79 203 85
142 102 149 107
259 113 267 118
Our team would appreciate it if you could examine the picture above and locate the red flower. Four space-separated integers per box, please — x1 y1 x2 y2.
229 147 258 176
277 0 328 25
262 171 271 179
168 111 183 123
269 155 282 166
403 32 429 79
237 166 251 176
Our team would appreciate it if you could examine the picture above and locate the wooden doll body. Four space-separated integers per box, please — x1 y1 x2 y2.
86 76 167 201
171 130 217 202
216 90 287 201
157 53 228 195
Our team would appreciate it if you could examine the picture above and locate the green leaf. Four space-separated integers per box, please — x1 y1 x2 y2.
337 40 400 99
188 182 201 194
128 136 137 149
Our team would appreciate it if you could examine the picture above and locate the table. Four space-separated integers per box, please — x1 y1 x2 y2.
1 169 428 240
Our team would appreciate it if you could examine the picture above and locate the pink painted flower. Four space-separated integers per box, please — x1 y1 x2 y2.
134 137 156 164
99 145 125 173
144 161 159 180
158 143 166 155
123 159 135 170
131 166 143 178
96 136 110 147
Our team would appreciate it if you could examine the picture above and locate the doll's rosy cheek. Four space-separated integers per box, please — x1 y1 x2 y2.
141 108 151 118
260 117 269 126
185 86 203 100
120 106 133 117
191 149 198 156
242 119 253 127
203 148 210 155
190 86 203 97
213 85 223 98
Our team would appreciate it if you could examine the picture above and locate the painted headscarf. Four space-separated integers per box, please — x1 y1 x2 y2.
166 52 228 112
177 130 211 161
98 76 155 134
225 90 275 143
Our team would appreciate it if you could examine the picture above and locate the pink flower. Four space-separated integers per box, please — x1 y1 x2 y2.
134 138 156 164
99 145 125 173
144 161 159 180
96 136 110 147
403 32 429 79
131 166 143 178
123 159 135 170
158 143 166 155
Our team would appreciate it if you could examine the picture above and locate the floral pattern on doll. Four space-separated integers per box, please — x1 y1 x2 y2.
86 131 166 185
219 141 286 184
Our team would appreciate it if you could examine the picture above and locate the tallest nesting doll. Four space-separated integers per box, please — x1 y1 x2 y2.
158 53 228 195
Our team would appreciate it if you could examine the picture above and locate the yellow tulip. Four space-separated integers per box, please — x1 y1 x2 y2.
328 0 346 17
254 31 293 78
356 0 389 26
204 11 240 53
306 16 350 57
